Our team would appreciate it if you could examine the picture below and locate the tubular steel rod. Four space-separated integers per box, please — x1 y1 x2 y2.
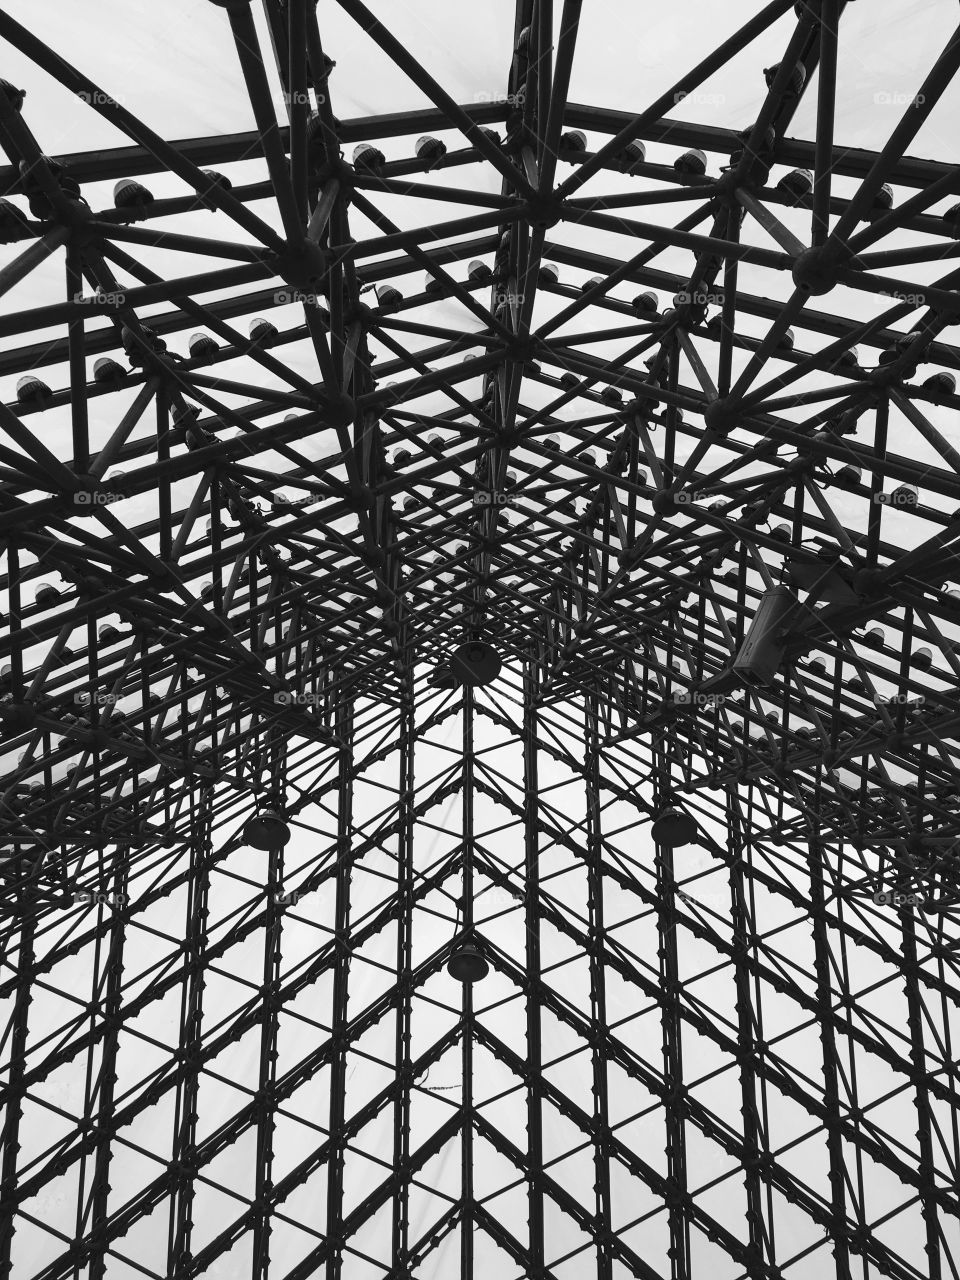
522 656 546 1278
325 696 354 1280
460 683 476 1280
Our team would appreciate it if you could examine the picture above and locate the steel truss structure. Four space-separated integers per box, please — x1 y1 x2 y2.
1 0 960 1276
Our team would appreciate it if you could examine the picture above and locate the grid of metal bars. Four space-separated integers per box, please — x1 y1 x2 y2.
1 0 960 1276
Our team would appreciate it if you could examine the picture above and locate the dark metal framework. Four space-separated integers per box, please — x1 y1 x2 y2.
1 0 959 1275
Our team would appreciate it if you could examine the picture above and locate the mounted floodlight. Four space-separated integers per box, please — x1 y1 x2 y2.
352 142 385 170
415 135 446 163
249 316 277 342
16 375 51 406
912 646 933 671
618 139 646 167
777 168 813 198
93 356 126 386
731 586 797 685
189 332 219 360
113 179 153 209
374 283 402 308
632 290 659 314
674 148 707 175
836 463 861 485
561 129 587 151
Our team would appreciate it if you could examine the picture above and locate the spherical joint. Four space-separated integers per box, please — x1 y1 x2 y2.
791 245 839 296
320 394 355 428
865 361 899 389
61 197 94 233
275 238 329 292
506 336 538 366
703 397 737 436
523 196 562 229
651 490 680 517
712 168 741 201
853 567 883 597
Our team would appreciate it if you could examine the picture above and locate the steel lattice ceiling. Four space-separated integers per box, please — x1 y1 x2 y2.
1 1 960 1278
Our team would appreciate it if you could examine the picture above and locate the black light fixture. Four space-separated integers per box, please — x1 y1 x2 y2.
450 641 501 687
429 662 458 690
731 586 797 685
243 809 291 850
0 700 36 733
651 806 698 849
446 943 489 983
